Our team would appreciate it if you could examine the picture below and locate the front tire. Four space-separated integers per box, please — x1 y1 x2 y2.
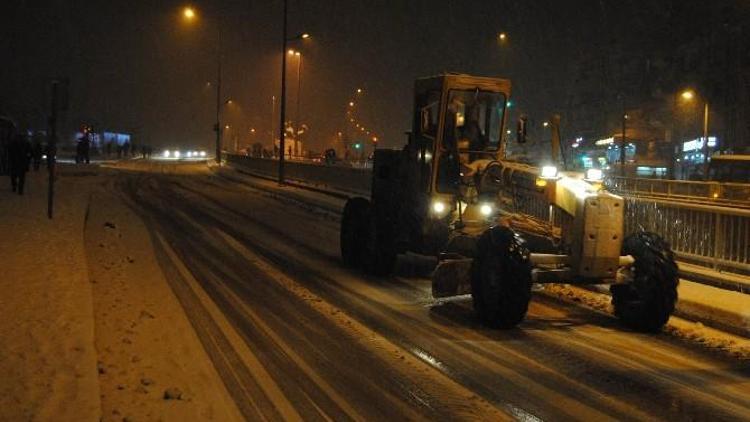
611 232 679 332
471 227 532 328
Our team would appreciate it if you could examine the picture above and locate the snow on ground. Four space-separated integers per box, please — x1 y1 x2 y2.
0 165 243 421
0 168 100 421
85 182 243 422
543 284 750 361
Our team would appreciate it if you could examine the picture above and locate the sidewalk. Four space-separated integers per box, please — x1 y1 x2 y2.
0 166 244 421
0 169 101 421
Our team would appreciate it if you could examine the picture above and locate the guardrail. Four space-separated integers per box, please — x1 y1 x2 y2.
605 176 750 204
224 154 371 195
623 197 750 274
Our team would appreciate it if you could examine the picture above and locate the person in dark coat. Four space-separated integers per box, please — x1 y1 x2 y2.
8 134 32 194
31 139 43 171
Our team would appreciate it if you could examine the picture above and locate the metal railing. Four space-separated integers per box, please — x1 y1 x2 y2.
623 197 750 274
509 187 750 275
605 176 750 205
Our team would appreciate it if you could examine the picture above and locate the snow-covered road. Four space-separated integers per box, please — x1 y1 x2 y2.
110 161 750 421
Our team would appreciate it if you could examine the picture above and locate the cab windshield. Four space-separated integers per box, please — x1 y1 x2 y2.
441 89 506 153
435 89 506 193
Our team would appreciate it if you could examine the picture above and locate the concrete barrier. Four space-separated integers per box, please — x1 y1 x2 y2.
225 154 371 195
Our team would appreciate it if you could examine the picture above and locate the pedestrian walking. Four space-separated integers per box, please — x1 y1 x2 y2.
8 133 31 195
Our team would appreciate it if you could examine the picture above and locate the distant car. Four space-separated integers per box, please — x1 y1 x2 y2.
160 148 207 160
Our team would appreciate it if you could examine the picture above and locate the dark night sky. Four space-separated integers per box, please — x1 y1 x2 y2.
0 1 744 151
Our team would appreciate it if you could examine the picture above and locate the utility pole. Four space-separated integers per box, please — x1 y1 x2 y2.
271 95 276 150
47 79 67 218
702 102 710 179
620 100 627 177
278 0 288 184
296 53 302 145
47 81 59 219
215 27 223 164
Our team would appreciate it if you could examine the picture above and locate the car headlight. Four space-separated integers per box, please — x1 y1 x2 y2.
540 165 559 179
200 151 207 157
585 168 603 182
480 204 493 216
174 151 181 158
432 200 447 215
187 151 193 158
163 150 170 158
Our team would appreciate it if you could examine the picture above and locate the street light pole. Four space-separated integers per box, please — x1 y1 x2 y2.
215 27 222 164
702 102 710 179
296 52 302 143
679 89 710 179
278 0 288 184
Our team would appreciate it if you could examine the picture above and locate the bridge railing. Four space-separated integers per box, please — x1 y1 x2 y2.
605 176 750 204
623 197 750 274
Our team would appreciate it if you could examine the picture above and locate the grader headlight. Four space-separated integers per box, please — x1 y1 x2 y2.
480 203 493 217
432 200 447 216
540 165 559 179
584 168 603 182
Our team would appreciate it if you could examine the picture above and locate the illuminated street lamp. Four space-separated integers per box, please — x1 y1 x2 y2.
183 7 196 19
498 32 507 41
679 89 711 178
278 0 310 184
288 50 303 141
181 5 223 164
681 90 695 101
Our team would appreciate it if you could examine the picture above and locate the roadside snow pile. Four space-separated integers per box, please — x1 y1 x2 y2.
0 169 101 421
543 284 750 361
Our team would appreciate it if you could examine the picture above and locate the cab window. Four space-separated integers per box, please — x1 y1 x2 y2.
442 89 506 153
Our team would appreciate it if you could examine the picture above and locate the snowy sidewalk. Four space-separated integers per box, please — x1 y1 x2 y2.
0 169 101 421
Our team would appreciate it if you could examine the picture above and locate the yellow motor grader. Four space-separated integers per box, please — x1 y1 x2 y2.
340 74 678 331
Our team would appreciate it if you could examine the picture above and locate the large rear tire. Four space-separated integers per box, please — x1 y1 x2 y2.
340 197 371 268
363 212 397 276
611 232 679 332
471 227 532 329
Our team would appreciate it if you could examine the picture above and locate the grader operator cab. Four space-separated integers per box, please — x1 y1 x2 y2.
340 74 678 331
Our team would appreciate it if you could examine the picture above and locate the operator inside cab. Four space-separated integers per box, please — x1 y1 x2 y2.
437 89 504 193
